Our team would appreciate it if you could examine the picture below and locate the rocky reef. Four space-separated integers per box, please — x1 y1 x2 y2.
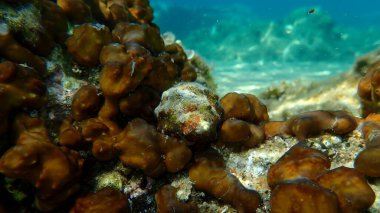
0 0 380 213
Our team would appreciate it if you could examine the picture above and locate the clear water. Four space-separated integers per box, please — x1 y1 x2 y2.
151 0 380 95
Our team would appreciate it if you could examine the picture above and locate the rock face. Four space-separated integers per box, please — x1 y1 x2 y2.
155 82 223 143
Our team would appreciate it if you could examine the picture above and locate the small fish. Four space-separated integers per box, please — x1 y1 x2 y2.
307 8 315 15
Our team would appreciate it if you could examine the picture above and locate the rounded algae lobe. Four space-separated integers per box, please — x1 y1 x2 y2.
267 142 331 189
317 167 375 213
219 118 264 149
70 188 130 213
66 24 112 66
189 149 262 213
355 146 380 177
270 179 339 213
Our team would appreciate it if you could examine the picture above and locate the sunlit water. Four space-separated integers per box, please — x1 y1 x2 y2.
211 61 347 95
152 0 380 95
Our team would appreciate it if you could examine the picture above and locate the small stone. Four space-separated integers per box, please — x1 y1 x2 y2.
155 82 222 143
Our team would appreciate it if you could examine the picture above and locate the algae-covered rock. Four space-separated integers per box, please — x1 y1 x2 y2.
155 82 223 143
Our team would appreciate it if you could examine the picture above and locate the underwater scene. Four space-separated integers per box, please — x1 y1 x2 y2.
153 0 380 95
0 0 380 212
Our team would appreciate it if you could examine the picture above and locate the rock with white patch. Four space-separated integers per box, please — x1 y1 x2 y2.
155 82 222 143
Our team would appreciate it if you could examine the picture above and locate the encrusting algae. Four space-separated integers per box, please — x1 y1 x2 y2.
0 0 380 213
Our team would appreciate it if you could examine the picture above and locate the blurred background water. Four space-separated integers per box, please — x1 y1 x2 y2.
151 0 380 95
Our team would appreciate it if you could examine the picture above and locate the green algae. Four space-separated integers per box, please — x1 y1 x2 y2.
0 2 42 44
4 178 28 202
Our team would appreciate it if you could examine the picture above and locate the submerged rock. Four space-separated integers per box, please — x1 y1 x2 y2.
155 82 223 143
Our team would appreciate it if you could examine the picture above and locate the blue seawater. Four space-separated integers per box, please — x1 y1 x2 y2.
151 0 380 95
